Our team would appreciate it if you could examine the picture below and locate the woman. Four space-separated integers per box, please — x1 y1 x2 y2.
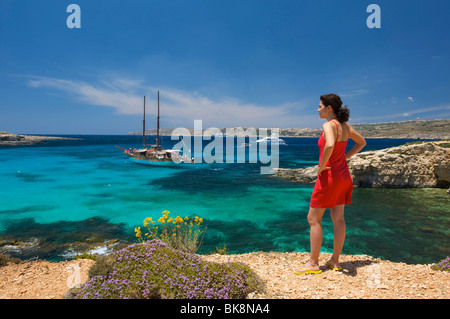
294 94 366 275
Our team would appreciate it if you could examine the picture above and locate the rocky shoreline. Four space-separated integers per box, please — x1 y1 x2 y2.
0 250 448 299
0 132 80 146
275 140 450 189
0 238 128 262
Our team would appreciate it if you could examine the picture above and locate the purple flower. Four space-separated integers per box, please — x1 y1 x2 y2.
71 239 265 299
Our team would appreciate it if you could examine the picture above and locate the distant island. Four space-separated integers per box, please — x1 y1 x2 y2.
129 119 450 140
0 132 80 146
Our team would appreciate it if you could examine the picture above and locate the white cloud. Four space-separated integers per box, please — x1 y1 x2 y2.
402 105 450 116
26 75 317 128
28 76 143 115
408 96 414 102
159 88 318 128
339 89 370 97
353 105 450 122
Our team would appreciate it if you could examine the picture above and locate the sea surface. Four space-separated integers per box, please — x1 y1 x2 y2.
0 134 448 264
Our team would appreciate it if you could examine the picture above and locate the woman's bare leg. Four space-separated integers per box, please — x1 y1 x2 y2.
299 207 326 270
328 204 346 268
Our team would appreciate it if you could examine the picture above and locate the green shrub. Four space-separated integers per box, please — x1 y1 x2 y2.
431 257 450 272
68 240 265 299
74 253 97 261
437 142 450 148
87 253 117 278
216 244 228 255
404 141 425 146
0 252 21 267
0 253 9 267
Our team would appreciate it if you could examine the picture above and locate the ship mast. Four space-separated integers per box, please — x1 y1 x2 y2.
157 90 160 149
143 96 146 149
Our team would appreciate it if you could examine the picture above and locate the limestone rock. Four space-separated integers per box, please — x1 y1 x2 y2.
274 166 318 183
275 141 450 188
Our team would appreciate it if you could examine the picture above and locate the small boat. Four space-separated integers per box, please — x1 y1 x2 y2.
116 92 194 166
256 131 288 146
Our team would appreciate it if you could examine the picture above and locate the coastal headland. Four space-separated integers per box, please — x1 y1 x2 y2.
129 119 450 140
0 132 80 146
2 119 448 145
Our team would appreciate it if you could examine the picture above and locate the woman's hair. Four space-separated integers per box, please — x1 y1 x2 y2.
320 93 350 123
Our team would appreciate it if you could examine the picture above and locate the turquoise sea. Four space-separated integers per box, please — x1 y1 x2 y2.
0 135 449 264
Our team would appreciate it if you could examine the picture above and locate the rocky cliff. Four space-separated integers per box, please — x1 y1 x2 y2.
274 141 450 188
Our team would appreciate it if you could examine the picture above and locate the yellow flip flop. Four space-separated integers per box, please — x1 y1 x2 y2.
325 263 343 271
293 267 322 275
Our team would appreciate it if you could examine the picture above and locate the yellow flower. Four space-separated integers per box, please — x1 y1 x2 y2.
175 216 183 224
167 217 173 223
143 217 153 227
134 227 141 237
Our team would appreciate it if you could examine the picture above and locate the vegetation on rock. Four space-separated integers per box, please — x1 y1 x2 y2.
431 257 450 272
66 240 265 299
135 210 205 254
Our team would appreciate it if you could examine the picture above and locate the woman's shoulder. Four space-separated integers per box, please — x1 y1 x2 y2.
344 121 354 131
322 120 336 128
344 122 365 142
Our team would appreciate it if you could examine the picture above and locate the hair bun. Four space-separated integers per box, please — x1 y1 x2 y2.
320 94 350 122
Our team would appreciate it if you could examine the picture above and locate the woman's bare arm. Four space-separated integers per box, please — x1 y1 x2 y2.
318 122 335 175
345 123 366 160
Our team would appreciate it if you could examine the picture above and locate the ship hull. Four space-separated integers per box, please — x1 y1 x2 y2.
128 156 193 166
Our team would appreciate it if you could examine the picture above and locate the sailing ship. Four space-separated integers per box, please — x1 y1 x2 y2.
116 91 194 166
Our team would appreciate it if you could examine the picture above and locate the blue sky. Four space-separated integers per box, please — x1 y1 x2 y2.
1 0 450 134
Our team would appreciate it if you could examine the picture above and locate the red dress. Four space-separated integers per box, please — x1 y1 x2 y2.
310 120 353 208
